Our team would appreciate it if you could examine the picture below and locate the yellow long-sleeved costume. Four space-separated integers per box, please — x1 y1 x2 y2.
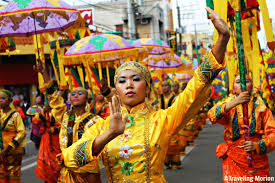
62 51 225 183
0 108 26 182
48 92 101 183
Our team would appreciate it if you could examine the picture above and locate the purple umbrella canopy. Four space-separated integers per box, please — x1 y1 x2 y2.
127 39 148 61
143 54 182 68
64 33 139 65
147 57 182 68
0 0 79 37
131 38 172 55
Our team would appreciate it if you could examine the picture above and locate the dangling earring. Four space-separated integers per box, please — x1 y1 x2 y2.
85 102 90 112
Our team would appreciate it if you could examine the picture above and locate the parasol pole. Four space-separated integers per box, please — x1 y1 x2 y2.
81 58 96 114
97 63 103 80
235 0 253 170
54 32 67 90
32 12 40 59
106 64 110 87
32 12 46 93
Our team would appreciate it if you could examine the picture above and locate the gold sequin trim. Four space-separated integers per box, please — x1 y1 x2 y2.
197 54 222 84
144 113 151 182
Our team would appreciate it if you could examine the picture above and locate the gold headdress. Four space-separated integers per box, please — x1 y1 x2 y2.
114 61 151 87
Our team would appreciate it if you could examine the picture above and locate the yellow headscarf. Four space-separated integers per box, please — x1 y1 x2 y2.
114 61 151 88
0 89 13 101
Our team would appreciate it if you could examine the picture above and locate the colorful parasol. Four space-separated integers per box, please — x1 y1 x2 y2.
180 54 193 65
132 38 172 55
0 0 79 37
26 105 43 115
64 33 139 66
127 39 148 61
64 33 139 88
0 0 82 91
145 54 182 68
143 54 193 74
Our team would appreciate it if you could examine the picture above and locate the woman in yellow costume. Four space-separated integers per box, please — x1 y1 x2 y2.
0 89 26 183
35 61 102 183
208 74 275 183
60 7 229 183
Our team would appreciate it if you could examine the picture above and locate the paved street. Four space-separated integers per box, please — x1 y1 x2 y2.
22 123 275 183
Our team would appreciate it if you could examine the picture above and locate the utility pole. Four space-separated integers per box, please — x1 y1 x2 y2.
194 24 201 65
128 0 137 40
177 0 182 53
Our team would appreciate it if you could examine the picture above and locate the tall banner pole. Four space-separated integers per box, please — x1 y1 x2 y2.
235 0 253 170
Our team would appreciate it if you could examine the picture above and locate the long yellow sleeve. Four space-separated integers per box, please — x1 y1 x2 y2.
62 117 106 169
254 104 275 155
49 91 67 123
164 51 225 134
8 112 26 149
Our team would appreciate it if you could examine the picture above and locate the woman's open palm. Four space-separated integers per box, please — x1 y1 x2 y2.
109 96 128 136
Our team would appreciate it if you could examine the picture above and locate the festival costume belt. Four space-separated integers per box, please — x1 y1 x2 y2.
216 137 268 170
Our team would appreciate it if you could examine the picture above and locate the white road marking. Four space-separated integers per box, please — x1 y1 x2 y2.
181 146 195 161
22 155 37 163
22 162 37 171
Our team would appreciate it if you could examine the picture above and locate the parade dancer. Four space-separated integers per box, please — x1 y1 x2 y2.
0 90 26 183
60 7 230 183
208 74 275 183
33 105 62 183
35 60 102 183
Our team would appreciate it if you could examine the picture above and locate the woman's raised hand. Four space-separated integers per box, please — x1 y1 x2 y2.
206 7 230 63
33 59 50 83
109 96 128 137
33 59 46 74
206 7 230 37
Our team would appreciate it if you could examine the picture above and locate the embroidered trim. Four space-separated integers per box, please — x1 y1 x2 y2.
126 115 135 128
215 105 223 120
232 110 241 141
73 140 92 166
67 114 75 147
121 162 134 176
256 140 267 154
249 97 258 136
144 112 151 183
198 54 222 84
78 114 93 139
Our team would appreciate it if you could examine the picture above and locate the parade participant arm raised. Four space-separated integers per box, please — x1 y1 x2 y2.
61 8 230 183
